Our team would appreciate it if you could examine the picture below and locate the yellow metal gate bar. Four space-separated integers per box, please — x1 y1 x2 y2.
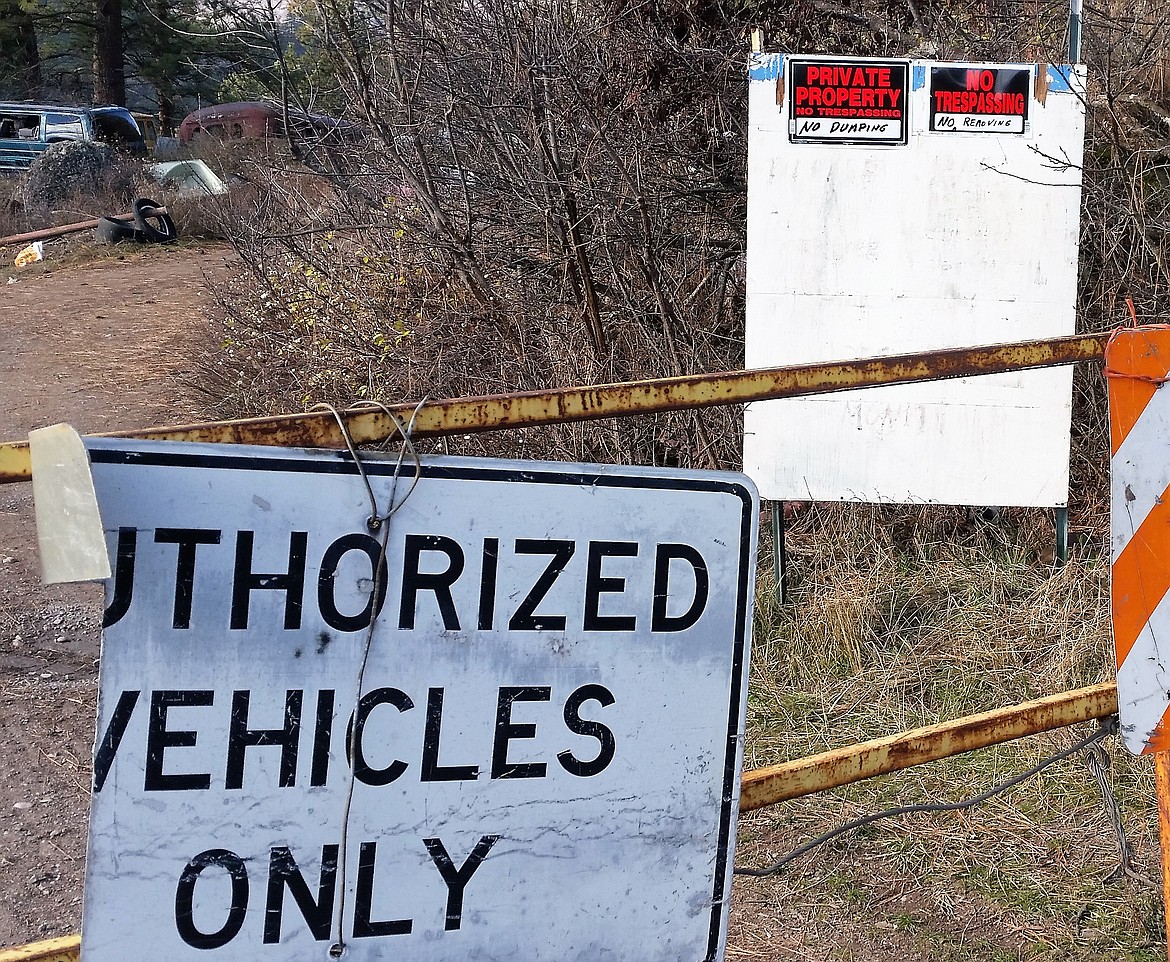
0 936 79 962
740 682 1119 811
0 331 1117 957
0 332 1108 484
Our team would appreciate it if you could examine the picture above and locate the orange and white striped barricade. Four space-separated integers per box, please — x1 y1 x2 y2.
1107 325 1170 754
1106 324 1170 946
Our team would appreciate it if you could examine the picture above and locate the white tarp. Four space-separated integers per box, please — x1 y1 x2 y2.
81 440 757 962
149 159 228 195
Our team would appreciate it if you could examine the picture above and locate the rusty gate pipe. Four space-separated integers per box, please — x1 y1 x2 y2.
0 936 78 962
740 681 1119 812
0 332 1110 484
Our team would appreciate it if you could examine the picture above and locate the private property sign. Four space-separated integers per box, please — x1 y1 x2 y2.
788 57 908 145
80 440 758 961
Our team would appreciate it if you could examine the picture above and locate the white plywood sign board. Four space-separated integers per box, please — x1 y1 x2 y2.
80 440 758 962
745 55 1086 506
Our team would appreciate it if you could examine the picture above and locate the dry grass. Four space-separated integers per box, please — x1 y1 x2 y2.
733 426 1159 959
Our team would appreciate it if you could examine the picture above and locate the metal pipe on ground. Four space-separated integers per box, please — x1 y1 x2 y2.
0 208 169 248
0 331 1111 484
0 683 1121 962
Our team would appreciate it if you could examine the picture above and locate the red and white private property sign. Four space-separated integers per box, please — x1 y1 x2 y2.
80 440 758 961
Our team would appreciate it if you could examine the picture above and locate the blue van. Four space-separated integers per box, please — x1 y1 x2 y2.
0 103 146 172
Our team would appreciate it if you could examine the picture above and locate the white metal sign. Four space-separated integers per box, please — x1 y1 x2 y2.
81 440 758 962
745 54 1085 506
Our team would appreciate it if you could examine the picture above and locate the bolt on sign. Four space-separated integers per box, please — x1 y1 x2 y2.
79 439 758 961
930 65 1030 134
1107 328 1170 754
788 57 909 145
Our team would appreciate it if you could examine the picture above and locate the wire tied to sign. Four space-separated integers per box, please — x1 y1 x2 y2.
312 401 425 532
1102 300 1170 384
1082 736 1156 888
310 400 427 959
735 717 1118 878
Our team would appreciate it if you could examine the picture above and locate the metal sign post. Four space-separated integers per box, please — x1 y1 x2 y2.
1069 0 1083 63
79 440 757 962
1157 754 1170 952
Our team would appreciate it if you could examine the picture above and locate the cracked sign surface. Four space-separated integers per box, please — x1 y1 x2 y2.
1108 328 1170 754
80 440 758 961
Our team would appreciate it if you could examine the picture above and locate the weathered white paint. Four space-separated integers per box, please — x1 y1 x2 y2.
81 440 757 962
744 56 1086 506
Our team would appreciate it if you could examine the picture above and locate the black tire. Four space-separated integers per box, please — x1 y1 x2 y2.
95 216 144 244
132 196 178 244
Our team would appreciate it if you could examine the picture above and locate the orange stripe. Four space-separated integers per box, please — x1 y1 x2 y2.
1108 375 1157 456
1145 711 1170 754
1106 329 1170 454
1112 484 1170 667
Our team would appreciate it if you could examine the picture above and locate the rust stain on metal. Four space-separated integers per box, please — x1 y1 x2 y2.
739 682 1118 812
1155 751 1170 955
0 332 1110 484
0 936 79 962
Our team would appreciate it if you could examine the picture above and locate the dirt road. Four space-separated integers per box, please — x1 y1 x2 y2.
0 244 230 946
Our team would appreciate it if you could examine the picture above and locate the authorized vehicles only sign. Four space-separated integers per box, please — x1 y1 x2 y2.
80 440 758 962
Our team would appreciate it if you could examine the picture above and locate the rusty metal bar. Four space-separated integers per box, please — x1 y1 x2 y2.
1157 752 1170 958
0 682 1119 960
740 681 1119 812
0 332 1110 485
0 936 79 962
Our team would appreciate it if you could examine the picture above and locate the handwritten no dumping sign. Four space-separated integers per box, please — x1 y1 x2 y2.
80 440 758 962
788 57 909 145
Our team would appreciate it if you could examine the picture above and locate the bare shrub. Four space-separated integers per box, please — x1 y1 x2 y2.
21 142 140 214
199 0 753 468
164 190 244 242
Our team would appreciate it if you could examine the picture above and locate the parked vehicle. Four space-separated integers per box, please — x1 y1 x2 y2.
177 101 357 146
0 103 146 172
132 112 160 151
